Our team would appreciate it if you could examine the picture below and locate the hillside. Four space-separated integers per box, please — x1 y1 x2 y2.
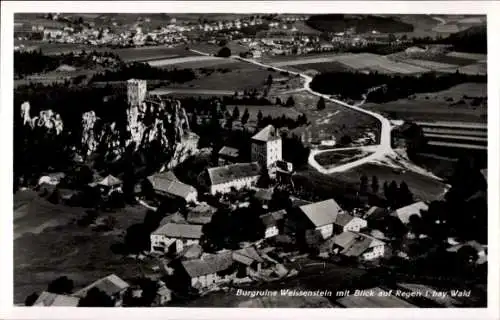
305 14 414 33
444 25 487 54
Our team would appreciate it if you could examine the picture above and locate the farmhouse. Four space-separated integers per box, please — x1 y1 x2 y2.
251 125 282 170
337 232 386 261
33 291 80 307
333 213 367 233
392 201 429 225
154 283 173 306
150 223 203 255
297 199 344 242
90 174 123 195
172 251 236 290
218 146 240 165
260 209 287 238
207 162 261 195
72 274 129 307
147 171 198 203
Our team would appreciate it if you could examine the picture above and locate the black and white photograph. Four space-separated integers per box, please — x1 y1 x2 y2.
1 1 499 319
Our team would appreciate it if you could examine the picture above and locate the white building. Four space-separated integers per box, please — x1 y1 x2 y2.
150 223 203 255
332 231 385 261
207 162 260 195
334 213 367 233
147 171 198 203
127 79 147 107
251 125 282 169
298 199 344 241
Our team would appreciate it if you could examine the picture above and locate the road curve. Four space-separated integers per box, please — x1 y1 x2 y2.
187 49 394 174
233 55 393 174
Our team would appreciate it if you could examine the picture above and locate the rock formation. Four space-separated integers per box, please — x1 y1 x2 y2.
20 101 64 135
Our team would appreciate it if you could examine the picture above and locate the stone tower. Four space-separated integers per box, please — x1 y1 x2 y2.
127 79 147 107
251 124 282 169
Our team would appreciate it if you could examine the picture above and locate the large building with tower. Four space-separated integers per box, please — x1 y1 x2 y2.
251 125 282 169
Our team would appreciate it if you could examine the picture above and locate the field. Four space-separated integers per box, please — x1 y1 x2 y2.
168 65 280 91
291 61 353 73
14 191 151 304
189 41 250 56
277 92 381 145
114 45 199 62
314 149 374 169
269 53 429 75
147 55 231 67
364 83 487 123
301 161 448 203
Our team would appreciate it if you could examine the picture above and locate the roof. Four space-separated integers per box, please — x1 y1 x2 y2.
334 213 355 227
181 251 234 278
147 171 197 200
260 209 287 228
333 232 384 257
333 231 359 249
299 199 343 227
152 223 203 239
337 287 416 308
218 146 240 158
33 291 80 307
160 212 187 224
98 175 122 187
186 211 214 225
73 274 129 298
252 125 280 142
394 201 429 224
232 246 264 266
208 162 260 186
179 243 203 260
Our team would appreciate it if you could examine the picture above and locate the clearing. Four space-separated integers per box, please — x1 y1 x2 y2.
275 91 381 145
189 41 250 56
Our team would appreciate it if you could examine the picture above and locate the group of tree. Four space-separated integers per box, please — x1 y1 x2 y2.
91 62 196 83
310 70 487 103
25 276 74 306
305 14 414 34
215 46 232 58
382 180 414 208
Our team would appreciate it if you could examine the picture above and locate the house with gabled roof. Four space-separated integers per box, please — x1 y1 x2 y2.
232 246 264 277
207 162 260 195
147 171 198 203
295 199 343 241
150 222 203 255
334 213 367 233
392 201 428 225
72 274 129 307
218 146 240 165
172 251 236 290
331 231 386 261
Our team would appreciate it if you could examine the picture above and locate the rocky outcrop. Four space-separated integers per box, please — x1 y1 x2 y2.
20 101 64 135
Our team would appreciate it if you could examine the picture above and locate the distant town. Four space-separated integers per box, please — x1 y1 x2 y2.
13 12 487 308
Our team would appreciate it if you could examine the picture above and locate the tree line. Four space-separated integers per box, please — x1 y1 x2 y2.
310 70 487 103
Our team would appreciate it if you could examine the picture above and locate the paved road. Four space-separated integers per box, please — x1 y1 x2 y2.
186 48 394 173
232 55 394 174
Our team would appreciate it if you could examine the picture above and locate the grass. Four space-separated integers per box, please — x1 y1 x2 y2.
114 45 199 62
276 91 381 145
329 163 448 202
14 191 150 304
292 61 352 73
314 150 374 169
189 41 250 56
170 66 279 91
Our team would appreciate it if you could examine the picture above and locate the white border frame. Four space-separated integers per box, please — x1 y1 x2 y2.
1 2 499 320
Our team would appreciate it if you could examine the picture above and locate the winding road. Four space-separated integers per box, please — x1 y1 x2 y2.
190 49 394 174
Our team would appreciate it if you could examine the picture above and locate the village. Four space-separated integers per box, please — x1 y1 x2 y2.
19 78 487 308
